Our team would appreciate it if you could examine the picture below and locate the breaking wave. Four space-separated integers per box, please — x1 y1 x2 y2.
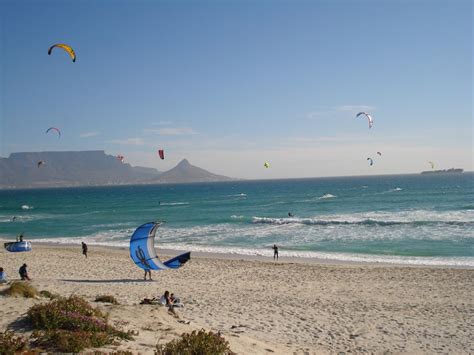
253 210 474 226
319 194 336 199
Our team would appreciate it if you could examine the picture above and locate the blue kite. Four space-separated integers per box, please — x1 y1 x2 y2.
129 222 190 270
4 241 32 252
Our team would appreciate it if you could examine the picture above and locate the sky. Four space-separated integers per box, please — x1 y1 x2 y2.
0 0 472 179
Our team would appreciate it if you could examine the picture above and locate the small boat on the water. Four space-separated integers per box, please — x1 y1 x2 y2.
4 241 32 252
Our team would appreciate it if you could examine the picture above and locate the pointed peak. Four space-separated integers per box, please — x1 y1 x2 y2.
177 159 191 167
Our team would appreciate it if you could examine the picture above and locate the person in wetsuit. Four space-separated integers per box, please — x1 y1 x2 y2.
272 244 279 260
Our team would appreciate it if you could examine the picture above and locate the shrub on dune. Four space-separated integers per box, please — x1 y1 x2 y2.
155 329 235 355
1 281 38 298
28 295 107 332
39 290 59 299
27 295 133 352
31 329 113 353
0 331 29 353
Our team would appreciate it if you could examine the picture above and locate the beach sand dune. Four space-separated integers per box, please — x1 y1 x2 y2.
1 244 472 354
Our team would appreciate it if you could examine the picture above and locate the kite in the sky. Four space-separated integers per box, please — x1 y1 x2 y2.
48 44 76 62
117 155 125 163
264 162 270 168
46 127 61 138
367 157 374 166
356 112 373 129
158 150 165 160
377 151 382 156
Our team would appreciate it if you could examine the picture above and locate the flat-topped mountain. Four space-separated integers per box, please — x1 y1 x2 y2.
0 151 234 189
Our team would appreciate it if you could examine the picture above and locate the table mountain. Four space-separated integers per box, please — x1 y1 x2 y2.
0 151 234 189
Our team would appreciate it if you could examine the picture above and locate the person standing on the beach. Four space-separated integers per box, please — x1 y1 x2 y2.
272 244 279 260
19 263 30 280
144 269 152 281
82 242 88 258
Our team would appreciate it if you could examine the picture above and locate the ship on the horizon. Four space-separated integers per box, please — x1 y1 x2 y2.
421 168 464 175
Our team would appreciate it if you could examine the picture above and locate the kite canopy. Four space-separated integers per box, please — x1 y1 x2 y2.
264 162 270 168
158 149 165 160
4 241 32 252
48 44 76 62
129 222 190 271
356 112 373 129
367 157 374 166
46 127 61 138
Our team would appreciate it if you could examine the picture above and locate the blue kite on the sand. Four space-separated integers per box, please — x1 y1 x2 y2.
4 241 32 252
129 222 190 270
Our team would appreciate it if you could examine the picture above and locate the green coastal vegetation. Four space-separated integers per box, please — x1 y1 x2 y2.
0 292 234 354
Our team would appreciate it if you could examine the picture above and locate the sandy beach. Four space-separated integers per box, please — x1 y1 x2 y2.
0 243 473 354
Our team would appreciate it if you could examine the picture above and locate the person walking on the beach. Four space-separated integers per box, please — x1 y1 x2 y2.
144 269 152 281
272 244 279 260
82 242 88 258
19 263 30 280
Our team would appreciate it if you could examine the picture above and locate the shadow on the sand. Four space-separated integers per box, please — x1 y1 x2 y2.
8 315 33 332
61 279 157 284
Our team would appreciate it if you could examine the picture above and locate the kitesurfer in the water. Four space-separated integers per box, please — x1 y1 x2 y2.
288 212 293 217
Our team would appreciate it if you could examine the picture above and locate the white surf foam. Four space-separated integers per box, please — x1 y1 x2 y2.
319 194 336 199
160 202 189 206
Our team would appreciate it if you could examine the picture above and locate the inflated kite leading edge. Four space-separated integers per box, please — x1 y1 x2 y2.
129 222 190 270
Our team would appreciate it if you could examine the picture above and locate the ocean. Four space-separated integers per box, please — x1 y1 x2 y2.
1 173 473 267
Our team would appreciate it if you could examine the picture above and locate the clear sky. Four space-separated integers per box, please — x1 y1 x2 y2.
0 0 472 179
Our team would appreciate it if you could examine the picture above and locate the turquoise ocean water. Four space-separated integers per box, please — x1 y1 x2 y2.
1 173 473 266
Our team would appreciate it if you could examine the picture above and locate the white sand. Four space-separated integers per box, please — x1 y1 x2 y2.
1 243 473 354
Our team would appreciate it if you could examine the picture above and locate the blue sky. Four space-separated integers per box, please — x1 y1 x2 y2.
1 0 472 179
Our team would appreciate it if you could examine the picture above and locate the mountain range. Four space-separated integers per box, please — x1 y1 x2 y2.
0 151 234 189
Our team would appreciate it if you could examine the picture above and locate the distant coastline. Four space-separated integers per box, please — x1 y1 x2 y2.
421 168 464 175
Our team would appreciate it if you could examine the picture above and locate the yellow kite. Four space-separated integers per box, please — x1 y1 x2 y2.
48 44 76 62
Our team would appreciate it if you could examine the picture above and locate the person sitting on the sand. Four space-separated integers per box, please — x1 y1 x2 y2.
19 263 30 281
170 293 184 307
0 267 7 284
160 290 172 306
160 290 179 316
